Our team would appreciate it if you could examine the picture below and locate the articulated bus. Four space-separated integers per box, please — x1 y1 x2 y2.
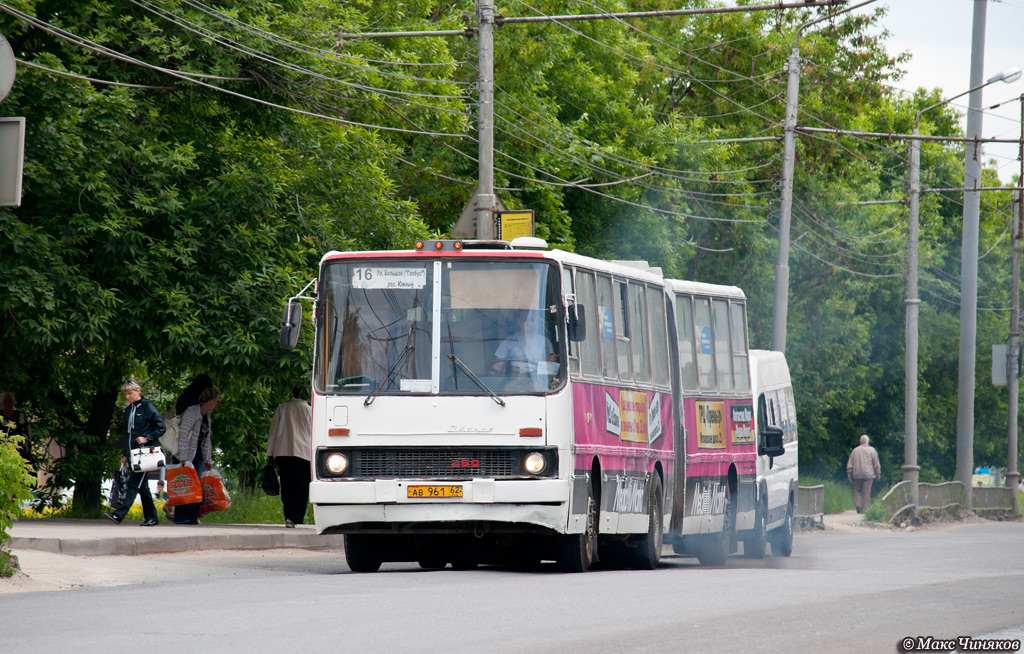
279 238 789 572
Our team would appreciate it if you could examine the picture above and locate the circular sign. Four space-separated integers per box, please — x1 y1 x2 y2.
0 33 16 103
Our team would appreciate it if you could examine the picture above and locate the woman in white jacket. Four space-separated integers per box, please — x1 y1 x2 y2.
174 387 219 524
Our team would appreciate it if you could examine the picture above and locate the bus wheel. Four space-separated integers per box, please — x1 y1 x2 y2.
696 484 732 567
345 535 383 573
557 483 597 572
629 476 663 570
743 499 767 559
769 503 794 557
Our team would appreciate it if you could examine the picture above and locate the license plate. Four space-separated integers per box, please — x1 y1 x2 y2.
407 485 463 498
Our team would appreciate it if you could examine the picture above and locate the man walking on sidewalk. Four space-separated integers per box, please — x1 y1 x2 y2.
847 434 881 514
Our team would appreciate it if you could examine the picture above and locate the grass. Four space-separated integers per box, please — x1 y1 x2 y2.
801 475 857 514
20 487 314 526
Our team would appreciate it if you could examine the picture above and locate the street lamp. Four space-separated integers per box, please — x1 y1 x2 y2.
905 66 1021 515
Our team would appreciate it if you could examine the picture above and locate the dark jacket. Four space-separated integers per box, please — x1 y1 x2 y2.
124 397 166 456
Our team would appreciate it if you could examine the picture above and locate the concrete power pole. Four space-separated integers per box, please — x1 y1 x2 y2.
474 0 497 240
955 0 988 509
770 45 800 353
905 133 921 516
1008 198 1021 514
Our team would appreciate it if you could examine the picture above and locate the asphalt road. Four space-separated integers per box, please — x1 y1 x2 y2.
3 520 1024 654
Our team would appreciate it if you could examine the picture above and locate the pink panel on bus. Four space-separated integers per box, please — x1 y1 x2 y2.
572 383 674 476
681 397 756 479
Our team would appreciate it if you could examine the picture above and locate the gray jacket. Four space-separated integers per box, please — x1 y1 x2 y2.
177 404 212 465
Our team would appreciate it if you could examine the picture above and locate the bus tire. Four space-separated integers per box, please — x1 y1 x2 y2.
629 476 663 570
743 499 767 559
418 559 447 570
769 503 794 557
345 534 383 573
557 482 597 572
696 483 732 567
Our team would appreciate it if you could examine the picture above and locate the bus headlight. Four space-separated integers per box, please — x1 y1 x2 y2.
523 452 547 475
325 452 349 475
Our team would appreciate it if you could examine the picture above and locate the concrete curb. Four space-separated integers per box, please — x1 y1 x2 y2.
10 519 346 557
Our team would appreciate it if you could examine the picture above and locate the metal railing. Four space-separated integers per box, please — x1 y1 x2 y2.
795 485 824 524
878 480 1015 522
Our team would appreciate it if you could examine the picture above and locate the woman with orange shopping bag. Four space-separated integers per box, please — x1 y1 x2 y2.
173 386 219 524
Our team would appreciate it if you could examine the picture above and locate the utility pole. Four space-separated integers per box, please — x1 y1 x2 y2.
770 0 878 352
771 44 800 353
955 0 988 509
475 0 497 240
1008 94 1024 514
905 131 921 517
1008 197 1021 513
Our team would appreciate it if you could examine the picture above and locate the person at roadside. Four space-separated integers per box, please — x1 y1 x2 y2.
847 434 881 514
1 392 36 476
173 386 219 525
105 380 164 526
175 374 213 416
266 386 312 527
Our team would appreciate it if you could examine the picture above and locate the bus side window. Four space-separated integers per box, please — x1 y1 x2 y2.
577 270 601 378
712 298 733 392
648 286 670 387
675 294 699 391
596 274 618 380
562 266 579 376
730 302 750 394
693 297 717 391
629 281 649 383
614 280 632 381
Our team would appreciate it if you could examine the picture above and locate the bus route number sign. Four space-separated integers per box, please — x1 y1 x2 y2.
407 485 463 499
351 267 427 290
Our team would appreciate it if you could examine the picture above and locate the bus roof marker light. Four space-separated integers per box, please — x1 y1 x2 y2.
434 241 444 250
415 241 425 250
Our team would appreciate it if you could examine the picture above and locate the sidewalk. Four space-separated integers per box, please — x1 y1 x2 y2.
9 518 346 557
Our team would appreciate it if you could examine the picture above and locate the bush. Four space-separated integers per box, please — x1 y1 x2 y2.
0 428 36 577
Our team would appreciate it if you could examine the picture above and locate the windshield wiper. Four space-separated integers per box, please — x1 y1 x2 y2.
364 344 413 406
447 354 505 407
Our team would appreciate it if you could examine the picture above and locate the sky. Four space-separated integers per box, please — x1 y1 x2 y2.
858 0 1024 182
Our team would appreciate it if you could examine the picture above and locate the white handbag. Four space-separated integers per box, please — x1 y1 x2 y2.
131 445 166 473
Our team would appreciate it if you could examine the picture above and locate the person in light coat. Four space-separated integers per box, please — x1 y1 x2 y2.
174 387 219 524
847 434 881 514
267 386 312 527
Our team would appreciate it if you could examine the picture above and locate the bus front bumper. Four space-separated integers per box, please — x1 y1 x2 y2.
309 478 570 534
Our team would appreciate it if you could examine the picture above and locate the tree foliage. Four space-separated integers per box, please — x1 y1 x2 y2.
1 0 1019 510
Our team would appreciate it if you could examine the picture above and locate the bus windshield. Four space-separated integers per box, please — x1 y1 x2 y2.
314 258 565 396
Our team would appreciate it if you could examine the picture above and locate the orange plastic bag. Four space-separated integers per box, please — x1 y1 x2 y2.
165 463 202 506
199 468 231 517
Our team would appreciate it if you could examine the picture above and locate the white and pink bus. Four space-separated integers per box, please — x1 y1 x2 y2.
280 238 787 572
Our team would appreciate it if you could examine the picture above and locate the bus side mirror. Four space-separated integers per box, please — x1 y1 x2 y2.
279 301 302 350
759 424 785 458
568 304 586 342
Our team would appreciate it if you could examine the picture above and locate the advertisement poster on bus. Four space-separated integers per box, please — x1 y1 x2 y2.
696 401 726 449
